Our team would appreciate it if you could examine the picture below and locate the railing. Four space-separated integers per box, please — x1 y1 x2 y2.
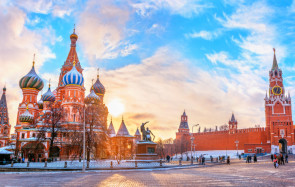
0 158 216 169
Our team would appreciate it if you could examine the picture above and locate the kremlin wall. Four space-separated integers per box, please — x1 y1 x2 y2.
176 49 294 155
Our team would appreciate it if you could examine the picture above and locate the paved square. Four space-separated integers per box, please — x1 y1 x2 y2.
1 160 295 186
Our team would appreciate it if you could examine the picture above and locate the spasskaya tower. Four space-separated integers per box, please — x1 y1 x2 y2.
265 49 294 154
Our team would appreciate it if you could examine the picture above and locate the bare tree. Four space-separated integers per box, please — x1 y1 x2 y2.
37 102 64 159
156 138 165 159
71 100 109 162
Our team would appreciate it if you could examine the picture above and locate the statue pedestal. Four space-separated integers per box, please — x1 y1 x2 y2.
135 141 158 160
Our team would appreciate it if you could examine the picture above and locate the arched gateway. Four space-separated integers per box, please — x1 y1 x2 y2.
279 139 287 154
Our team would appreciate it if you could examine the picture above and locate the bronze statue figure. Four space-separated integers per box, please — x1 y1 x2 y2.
140 121 155 141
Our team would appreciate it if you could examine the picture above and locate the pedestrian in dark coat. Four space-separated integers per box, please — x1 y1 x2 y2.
254 155 257 163
285 154 288 163
202 157 205 165
271 154 274 162
281 154 285 165
227 156 230 165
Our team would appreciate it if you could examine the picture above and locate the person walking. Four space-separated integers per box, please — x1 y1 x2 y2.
202 156 205 165
281 154 285 165
271 154 274 162
274 159 278 168
239 155 241 160
227 156 230 165
166 155 170 163
254 154 257 163
249 155 252 163
278 155 281 165
246 156 248 163
285 154 288 163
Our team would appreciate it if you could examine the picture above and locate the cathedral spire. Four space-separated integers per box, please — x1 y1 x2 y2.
272 48 278 70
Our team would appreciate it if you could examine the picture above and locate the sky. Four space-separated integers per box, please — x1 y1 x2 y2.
1 0 295 140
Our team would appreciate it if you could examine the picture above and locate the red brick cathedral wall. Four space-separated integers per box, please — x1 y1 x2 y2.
185 128 269 151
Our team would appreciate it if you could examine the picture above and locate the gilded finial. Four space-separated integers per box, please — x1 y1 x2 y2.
33 54 35 67
92 79 94 86
73 54 76 66
273 48 276 54
97 68 99 78
73 24 75 33
49 79 51 88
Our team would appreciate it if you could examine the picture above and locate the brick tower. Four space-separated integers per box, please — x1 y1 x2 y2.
228 113 237 134
265 48 294 154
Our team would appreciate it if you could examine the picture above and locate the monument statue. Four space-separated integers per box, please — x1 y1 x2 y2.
140 121 155 141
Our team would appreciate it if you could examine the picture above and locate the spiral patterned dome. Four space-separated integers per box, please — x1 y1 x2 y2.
19 63 44 91
85 88 100 104
19 108 34 123
37 97 43 109
42 86 56 102
62 62 84 86
92 74 105 95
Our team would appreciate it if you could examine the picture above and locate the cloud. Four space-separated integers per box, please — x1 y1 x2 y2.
78 0 137 60
13 0 76 18
185 30 220 40
82 47 266 139
132 0 212 18
0 3 55 131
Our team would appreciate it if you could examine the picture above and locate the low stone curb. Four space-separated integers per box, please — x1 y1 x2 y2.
0 162 224 172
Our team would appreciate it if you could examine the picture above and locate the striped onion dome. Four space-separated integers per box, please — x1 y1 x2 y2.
37 97 43 109
62 61 84 86
19 107 34 123
41 86 56 102
85 88 100 104
19 62 44 90
92 73 105 95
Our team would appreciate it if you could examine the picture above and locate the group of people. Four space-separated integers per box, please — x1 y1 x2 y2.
271 154 288 168
245 154 257 163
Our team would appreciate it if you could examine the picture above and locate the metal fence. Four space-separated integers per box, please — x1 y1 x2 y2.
0 158 211 170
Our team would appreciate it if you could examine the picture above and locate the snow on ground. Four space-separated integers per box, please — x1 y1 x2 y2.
172 150 244 160
0 160 167 169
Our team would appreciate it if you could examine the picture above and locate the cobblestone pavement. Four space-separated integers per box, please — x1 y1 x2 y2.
1 160 295 187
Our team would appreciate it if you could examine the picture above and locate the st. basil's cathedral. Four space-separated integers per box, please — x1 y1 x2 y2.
0 29 140 161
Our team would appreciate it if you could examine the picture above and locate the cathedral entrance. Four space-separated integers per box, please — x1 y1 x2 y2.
22 142 45 162
279 139 287 154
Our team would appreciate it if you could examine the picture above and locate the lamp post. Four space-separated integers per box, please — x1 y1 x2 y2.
235 140 239 156
82 107 86 172
190 124 199 161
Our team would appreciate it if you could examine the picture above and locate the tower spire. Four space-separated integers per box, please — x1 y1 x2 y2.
272 48 278 70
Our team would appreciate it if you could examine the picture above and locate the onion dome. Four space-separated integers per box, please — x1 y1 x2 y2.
70 27 78 40
92 69 105 95
19 107 34 123
37 97 43 109
62 60 84 86
41 84 56 102
19 57 44 91
85 87 100 104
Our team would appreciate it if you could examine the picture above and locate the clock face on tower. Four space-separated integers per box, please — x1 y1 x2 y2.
272 86 282 95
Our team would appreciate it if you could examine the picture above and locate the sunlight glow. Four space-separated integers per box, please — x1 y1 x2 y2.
107 98 125 117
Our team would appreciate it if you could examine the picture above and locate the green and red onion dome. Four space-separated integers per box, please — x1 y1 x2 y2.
42 86 56 102
19 64 44 91
85 88 100 104
92 75 105 95
19 108 34 123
